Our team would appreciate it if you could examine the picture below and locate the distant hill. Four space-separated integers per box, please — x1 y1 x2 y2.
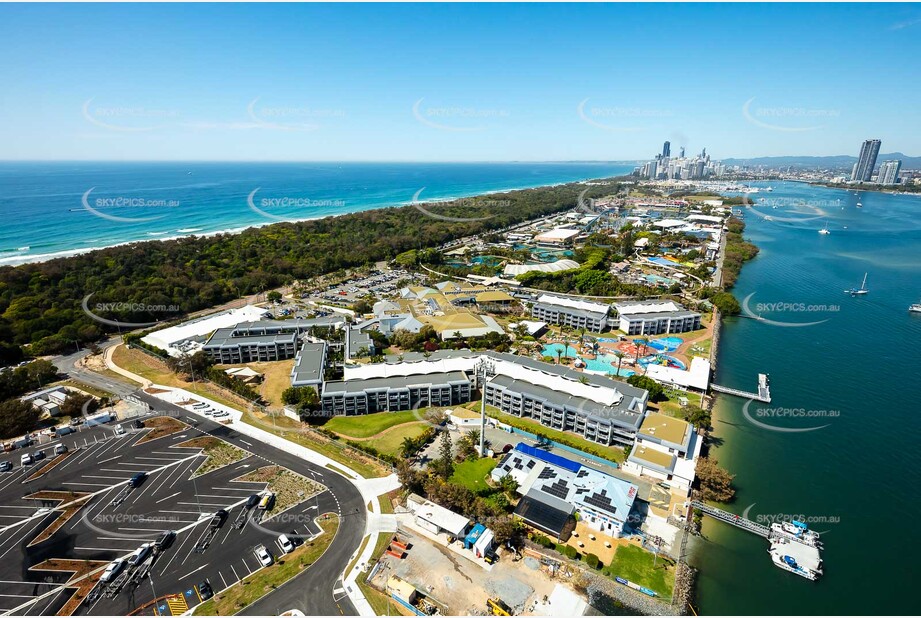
722 153 921 170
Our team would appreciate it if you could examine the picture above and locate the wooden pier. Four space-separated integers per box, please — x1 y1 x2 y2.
690 501 770 538
711 373 772 403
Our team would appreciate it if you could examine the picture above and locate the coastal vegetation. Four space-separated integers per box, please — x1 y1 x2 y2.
720 217 759 289
0 180 623 361
695 457 736 503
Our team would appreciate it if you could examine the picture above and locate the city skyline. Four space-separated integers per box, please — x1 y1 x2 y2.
2 3 921 161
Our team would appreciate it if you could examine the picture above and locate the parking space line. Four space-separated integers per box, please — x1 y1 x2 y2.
144 458 186 497
219 571 228 589
155 491 182 505
178 564 208 580
61 482 114 487
0 471 27 493
167 459 199 491
96 455 122 465
230 564 240 583
57 443 100 471
176 501 227 507
82 475 126 480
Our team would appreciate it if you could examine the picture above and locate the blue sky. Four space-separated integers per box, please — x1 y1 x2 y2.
1 2 919 162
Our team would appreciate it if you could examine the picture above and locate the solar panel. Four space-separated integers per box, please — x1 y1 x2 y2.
584 493 615 514
537 468 557 480
526 460 536 469
543 480 570 500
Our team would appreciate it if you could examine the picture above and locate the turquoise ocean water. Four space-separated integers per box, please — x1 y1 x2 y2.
0 162 632 265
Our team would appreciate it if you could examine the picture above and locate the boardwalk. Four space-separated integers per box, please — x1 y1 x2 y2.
691 501 770 538
711 373 772 403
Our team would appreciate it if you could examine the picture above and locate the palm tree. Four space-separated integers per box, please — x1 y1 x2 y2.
400 436 417 459
555 349 563 365
613 350 625 376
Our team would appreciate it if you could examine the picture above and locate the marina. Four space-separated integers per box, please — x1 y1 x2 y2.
691 501 824 581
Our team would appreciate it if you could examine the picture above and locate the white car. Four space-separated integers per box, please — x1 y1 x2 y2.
212 410 230 419
99 559 126 583
277 534 295 554
253 544 273 567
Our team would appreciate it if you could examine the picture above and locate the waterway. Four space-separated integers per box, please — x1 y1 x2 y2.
692 181 921 614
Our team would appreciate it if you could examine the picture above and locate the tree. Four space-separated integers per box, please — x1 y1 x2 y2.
0 399 40 440
486 515 520 546
59 393 98 418
267 290 282 303
281 386 320 411
499 474 519 495
682 405 711 430
396 460 426 495
626 374 665 402
696 457 736 502
711 292 741 315
434 430 454 479
613 350 625 377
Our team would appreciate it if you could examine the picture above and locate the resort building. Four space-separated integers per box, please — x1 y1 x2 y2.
530 294 611 332
289 342 328 391
320 371 472 416
644 356 711 394
492 443 639 540
503 259 580 277
338 349 649 446
612 300 701 335
622 412 702 497
202 326 298 364
533 227 580 246
345 325 375 360
371 286 506 340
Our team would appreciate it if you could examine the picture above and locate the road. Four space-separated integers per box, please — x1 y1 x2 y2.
52 340 137 398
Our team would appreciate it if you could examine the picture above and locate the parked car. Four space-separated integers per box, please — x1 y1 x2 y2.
210 509 228 529
0 461 12 472
258 492 275 510
127 543 153 566
54 444 68 456
113 425 126 436
197 581 213 601
20 453 33 467
55 426 75 436
129 471 147 488
132 419 145 429
253 544 273 567
99 559 126 583
154 530 176 551
277 534 295 554
245 494 261 509
69 417 84 426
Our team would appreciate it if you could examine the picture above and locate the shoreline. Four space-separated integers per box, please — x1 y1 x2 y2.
0 174 618 268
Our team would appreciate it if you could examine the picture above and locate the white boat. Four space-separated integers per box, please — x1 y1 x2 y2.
845 273 869 296
909 301 921 314
818 220 830 235
771 521 823 548
856 201 863 208
769 540 823 580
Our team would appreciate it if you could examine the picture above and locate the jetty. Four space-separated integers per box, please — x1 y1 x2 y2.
691 500 824 581
711 373 771 403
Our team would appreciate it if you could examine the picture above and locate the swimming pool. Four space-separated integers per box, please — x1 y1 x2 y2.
637 354 686 370
583 355 636 377
640 337 683 352
541 343 579 358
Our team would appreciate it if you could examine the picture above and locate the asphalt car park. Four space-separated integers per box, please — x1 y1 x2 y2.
0 400 365 617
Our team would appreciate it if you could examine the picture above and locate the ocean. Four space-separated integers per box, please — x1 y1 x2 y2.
0 161 633 265
692 181 921 614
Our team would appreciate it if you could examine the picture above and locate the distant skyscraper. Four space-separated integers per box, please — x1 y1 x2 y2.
877 160 902 185
662 141 671 158
679 146 685 158
852 139 881 182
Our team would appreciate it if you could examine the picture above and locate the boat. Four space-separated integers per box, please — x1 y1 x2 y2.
769 541 823 580
770 521 823 548
765 186 774 192
818 220 830 235
910 301 921 314
845 273 869 296
856 201 863 208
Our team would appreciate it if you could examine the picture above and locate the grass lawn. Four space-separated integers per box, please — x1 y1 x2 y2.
364 422 428 457
53 379 113 400
240 408 389 479
449 457 497 493
602 543 675 599
194 515 339 615
473 402 625 464
215 360 294 409
324 410 420 439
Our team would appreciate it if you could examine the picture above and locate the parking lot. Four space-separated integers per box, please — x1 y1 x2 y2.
0 407 357 616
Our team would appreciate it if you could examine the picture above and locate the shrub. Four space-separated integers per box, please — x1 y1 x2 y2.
584 553 601 569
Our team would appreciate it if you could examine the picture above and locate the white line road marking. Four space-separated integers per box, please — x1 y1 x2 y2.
240 440 253 447
82 475 126 480
155 491 182 505
230 564 240 582
177 564 208 580
61 482 115 487
219 571 228 589
96 455 122 465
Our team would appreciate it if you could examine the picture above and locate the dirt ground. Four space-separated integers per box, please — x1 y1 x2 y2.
368 529 561 615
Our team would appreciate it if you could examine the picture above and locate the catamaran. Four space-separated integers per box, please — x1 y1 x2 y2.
845 273 869 296
818 221 830 235
770 521 823 548
769 540 823 581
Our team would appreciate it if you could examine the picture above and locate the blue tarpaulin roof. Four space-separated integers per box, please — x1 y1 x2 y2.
464 523 486 547
515 442 581 473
